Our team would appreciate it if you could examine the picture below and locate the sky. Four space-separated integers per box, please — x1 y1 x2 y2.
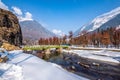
0 0 120 35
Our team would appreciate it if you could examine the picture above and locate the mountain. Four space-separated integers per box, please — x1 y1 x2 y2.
20 20 56 44
74 7 120 36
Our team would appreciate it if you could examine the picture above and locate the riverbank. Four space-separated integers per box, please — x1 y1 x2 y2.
23 47 120 80
48 51 120 80
71 46 120 52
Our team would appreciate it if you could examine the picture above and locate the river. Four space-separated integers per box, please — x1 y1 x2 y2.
48 51 120 80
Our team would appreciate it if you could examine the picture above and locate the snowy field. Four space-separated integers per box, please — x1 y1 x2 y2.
71 46 120 51
0 63 23 80
63 49 120 64
0 49 88 80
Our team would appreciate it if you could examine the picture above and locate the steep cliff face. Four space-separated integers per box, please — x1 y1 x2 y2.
0 8 22 46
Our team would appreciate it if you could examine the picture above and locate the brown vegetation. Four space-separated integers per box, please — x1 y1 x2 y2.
72 27 120 48
38 27 120 48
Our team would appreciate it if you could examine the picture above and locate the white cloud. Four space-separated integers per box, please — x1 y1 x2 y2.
12 6 22 15
0 0 9 10
19 12 33 21
52 29 65 36
25 12 32 20
12 6 33 21
0 0 33 21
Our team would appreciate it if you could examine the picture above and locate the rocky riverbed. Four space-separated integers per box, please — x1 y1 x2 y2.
48 52 120 80
23 49 120 80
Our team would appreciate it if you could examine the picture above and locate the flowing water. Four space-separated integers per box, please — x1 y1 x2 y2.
48 52 120 80
24 50 120 80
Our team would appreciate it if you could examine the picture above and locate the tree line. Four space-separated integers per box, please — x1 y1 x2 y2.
38 27 120 48
71 27 120 48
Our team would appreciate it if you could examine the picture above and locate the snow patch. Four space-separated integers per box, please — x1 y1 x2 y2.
116 25 120 30
7 50 88 80
63 49 120 63
0 63 23 80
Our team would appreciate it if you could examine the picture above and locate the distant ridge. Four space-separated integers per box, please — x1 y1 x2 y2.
20 20 56 44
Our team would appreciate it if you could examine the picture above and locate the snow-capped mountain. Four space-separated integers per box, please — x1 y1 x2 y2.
20 20 56 40
74 7 120 36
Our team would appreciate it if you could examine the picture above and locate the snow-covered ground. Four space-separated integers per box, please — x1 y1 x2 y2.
1 48 119 80
0 50 88 80
71 46 120 51
63 49 120 64
0 63 23 80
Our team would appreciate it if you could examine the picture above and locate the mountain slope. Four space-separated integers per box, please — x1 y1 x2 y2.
74 7 120 36
20 20 56 41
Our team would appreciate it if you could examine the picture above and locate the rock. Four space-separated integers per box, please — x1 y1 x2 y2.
35 50 45 59
0 8 22 46
56 47 63 54
1 56 8 62
71 66 76 70
0 57 3 63
66 47 71 50
92 62 100 66
45 49 50 55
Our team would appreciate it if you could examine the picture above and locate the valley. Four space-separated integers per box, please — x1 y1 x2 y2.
0 0 120 80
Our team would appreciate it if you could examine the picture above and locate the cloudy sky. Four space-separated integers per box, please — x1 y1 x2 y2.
0 0 120 35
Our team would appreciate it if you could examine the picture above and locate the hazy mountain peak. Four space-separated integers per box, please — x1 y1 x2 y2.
20 20 56 41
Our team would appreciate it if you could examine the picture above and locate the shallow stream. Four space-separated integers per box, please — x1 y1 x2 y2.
48 52 120 80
